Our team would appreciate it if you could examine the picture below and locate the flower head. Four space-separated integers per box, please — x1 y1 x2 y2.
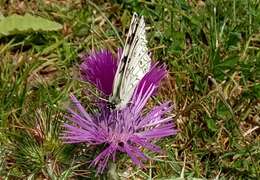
80 49 167 98
63 49 176 173
61 84 178 173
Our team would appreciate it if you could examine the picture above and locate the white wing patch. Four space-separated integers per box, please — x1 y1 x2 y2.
110 13 151 109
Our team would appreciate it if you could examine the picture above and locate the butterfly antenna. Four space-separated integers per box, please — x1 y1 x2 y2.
83 89 110 102
68 77 110 102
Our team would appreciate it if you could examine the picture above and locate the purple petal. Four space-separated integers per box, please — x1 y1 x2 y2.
80 50 118 95
69 94 93 121
91 144 117 173
131 83 156 115
130 136 162 153
139 123 178 139
135 63 167 97
138 102 172 128
123 143 143 166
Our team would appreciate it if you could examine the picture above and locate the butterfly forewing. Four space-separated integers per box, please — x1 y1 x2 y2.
111 13 139 100
110 13 151 109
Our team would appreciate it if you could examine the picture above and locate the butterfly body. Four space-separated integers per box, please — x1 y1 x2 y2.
109 13 151 109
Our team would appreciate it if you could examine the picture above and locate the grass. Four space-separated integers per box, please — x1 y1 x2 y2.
0 0 259 179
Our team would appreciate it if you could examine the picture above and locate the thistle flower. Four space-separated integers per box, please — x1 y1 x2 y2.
80 49 167 98
62 83 178 173
62 49 177 173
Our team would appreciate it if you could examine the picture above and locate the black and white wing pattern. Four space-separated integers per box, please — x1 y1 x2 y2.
110 13 151 109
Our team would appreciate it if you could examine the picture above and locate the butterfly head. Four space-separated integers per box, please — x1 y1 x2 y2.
107 102 116 110
108 96 121 110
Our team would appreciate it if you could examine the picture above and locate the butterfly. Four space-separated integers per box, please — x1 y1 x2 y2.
109 13 151 109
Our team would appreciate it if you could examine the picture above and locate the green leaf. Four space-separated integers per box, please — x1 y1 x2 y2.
252 83 260 98
216 102 233 120
205 117 217 132
213 56 239 80
215 56 239 69
0 13 62 37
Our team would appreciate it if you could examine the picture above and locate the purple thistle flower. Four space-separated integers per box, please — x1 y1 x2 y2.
80 49 167 98
61 84 178 173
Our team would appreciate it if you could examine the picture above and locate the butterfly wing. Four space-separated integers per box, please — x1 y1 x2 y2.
110 13 151 109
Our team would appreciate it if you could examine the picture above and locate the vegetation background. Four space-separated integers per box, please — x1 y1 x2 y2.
0 0 259 179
